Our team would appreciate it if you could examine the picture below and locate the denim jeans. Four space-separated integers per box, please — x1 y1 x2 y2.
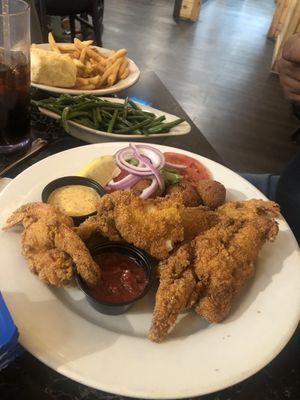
240 173 279 201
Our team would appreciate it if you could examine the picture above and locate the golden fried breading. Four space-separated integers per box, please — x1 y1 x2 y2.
3 202 73 230
193 217 279 322
22 221 74 286
148 243 198 342
195 179 226 209
149 199 280 342
166 181 201 207
181 206 219 241
77 191 219 260
217 199 280 221
54 223 100 286
77 191 122 242
113 192 185 259
4 202 100 287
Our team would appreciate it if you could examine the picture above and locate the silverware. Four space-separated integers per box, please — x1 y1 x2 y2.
0 138 48 178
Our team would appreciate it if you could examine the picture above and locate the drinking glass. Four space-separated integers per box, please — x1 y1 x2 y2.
0 0 30 154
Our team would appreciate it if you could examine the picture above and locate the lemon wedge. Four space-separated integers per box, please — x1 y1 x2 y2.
77 155 121 186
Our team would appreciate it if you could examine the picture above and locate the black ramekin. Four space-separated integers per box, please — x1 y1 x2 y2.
76 242 154 315
41 176 106 225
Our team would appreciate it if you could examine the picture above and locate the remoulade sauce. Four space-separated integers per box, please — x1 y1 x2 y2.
47 184 100 216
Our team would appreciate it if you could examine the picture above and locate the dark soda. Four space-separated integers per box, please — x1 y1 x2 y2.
0 50 30 150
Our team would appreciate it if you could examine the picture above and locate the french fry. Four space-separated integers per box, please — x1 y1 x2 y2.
120 67 130 80
106 49 127 68
85 47 106 63
81 40 94 47
57 43 76 51
73 50 80 59
48 32 60 53
100 58 123 85
89 75 101 85
79 48 87 64
73 59 85 69
76 77 90 86
118 58 129 79
47 36 130 90
107 73 117 87
74 38 85 49
107 61 123 86
96 62 105 74
74 39 103 60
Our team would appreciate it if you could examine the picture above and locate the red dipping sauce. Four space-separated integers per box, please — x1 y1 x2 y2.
88 252 148 304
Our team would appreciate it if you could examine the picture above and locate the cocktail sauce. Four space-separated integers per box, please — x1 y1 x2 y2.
89 252 148 303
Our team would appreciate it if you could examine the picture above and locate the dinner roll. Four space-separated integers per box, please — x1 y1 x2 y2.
31 47 76 88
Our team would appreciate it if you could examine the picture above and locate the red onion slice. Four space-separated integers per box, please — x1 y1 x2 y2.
106 173 140 190
130 144 165 192
165 161 187 170
115 145 165 176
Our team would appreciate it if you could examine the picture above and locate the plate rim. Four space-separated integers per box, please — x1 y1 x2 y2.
1 142 300 399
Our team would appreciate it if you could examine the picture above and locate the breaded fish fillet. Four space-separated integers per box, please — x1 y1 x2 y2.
149 199 279 342
77 191 218 260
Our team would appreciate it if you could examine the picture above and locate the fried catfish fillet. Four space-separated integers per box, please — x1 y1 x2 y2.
193 217 278 323
148 243 199 342
77 191 217 260
217 199 280 222
149 199 280 342
3 202 100 286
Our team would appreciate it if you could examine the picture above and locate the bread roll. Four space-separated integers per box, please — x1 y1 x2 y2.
31 47 76 88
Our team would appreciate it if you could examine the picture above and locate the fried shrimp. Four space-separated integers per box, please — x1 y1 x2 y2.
4 202 100 286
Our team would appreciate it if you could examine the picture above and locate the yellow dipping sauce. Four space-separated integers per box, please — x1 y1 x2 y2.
48 185 100 216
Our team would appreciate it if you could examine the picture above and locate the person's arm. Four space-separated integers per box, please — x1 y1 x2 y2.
278 33 300 117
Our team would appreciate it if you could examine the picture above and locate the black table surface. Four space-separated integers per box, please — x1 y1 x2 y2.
1 71 300 400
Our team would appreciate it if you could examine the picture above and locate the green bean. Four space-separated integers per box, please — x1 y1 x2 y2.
69 111 91 119
33 95 186 136
101 103 127 109
129 100 141 110
101 109 113 120
77 117 96 129
127 115 150 121
108 109 118 133
61 107 71 132
92 108 100 128
96 108 102 124
148 118 184 133
115 118 153 133
123 97 129 119
116 116 132 127
69 102 99 112
145 115 166 128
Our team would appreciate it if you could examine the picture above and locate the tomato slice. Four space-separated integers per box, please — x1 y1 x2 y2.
164 152 210 184
105 169 129 193
113 169 129 182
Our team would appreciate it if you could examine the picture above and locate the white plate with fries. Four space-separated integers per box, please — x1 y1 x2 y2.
31 38 140 95
38 97 191 141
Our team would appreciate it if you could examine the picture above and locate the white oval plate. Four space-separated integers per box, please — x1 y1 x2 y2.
38 97 191 142
0 142 300 399
31 44 140 95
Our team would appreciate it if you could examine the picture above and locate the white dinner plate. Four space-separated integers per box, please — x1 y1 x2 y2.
38 97 191 142
0 142 299 399
31 44 140 95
